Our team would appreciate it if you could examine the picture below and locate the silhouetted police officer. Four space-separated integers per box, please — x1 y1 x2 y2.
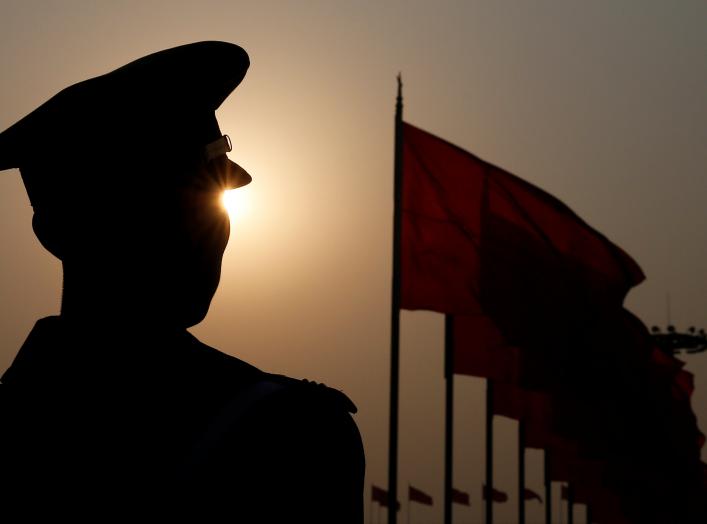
0 42 364 522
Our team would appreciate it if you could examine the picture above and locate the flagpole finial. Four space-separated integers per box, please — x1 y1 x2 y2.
396 73 403 122
397 73 403 103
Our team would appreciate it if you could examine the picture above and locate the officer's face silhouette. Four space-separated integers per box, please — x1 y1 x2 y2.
30 134 233 329
163 150 232 327
128 134 235 328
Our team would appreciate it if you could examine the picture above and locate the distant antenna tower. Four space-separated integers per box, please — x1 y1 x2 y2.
651 293 706 355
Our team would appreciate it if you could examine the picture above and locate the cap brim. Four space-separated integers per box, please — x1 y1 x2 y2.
227 159 252 189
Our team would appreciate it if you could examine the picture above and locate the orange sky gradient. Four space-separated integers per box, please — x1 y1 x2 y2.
1 2 706 523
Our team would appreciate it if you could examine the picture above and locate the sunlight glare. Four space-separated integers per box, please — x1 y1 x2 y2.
222 187 250 221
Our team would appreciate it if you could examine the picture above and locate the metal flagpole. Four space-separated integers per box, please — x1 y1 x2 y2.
486 380 494 524
545 450 552 524
388 74 403 524
407 484 411 524
444 314 454 524
519 420 526 524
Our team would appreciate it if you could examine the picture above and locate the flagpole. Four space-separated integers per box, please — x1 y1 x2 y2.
444 314 454 524
407 484 411 524
545 450 552 524
518 420 526 524
486 380 494 524
388 73 403 524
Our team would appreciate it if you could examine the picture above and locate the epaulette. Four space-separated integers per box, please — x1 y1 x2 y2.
298 379 358 415
266 374 357 415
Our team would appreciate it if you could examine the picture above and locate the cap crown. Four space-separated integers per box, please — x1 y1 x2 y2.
0 41 250 207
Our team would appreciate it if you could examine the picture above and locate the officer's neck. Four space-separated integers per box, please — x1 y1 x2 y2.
60 265 187 334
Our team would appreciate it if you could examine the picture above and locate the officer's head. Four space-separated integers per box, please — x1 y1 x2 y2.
0 42 251 328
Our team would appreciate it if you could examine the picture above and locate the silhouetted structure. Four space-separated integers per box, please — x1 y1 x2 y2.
651 325 707 355
0 42 364 522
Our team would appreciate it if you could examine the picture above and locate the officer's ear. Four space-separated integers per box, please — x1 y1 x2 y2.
32 211 66 260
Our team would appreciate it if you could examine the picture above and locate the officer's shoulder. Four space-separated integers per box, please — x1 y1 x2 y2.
181 334 358 419
180 332 263 385
249 374 363 467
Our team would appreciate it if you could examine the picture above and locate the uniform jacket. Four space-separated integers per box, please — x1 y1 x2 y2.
1 316 364 522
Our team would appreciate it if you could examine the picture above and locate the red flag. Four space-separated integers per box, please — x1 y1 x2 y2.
561 485 570 500
523 488 542 503
400 122 644 316
491 381 555 447
371 485 387 504
400 122 707 522
372 485 400 510
452 488 470 506
452 314 523 383
482 485 508 503
408 485 433 506
455 307 707 521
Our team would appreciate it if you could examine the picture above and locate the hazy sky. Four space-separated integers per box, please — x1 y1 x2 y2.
1 1 705 522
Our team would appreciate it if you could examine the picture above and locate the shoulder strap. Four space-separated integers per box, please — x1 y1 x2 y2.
297 378 358 414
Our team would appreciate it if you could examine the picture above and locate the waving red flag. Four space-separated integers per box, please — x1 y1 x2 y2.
491 381 557 449
452 488 470 506
372 485 400 510
482 485 508 503
400 122 643 317
561 485 570 500
408 485 433 506
399 122 707 522
452 314 523 383
371 485 387 505
523 488 543 503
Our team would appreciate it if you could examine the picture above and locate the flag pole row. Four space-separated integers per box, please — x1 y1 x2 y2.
388 78 584 524
387 78 706 524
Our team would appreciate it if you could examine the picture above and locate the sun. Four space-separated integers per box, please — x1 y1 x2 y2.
221 187 250 221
